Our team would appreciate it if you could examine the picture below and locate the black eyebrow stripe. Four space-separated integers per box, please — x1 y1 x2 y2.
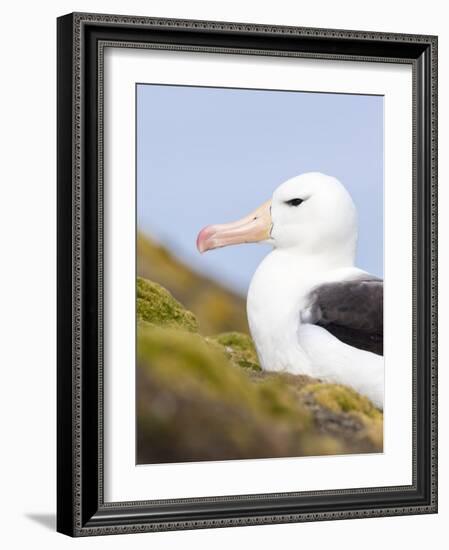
285 198 304 206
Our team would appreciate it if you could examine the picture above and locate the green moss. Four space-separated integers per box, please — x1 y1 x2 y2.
301 383 383 450
211 331 261 371
303 383 382 419
135 324 341 463
138 326 238 396
136 276 198 332
138 325 305 421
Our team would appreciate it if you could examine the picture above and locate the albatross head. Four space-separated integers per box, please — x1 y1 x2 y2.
197 172 357 258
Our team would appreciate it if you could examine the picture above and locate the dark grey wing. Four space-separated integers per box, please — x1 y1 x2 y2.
305 276 383 355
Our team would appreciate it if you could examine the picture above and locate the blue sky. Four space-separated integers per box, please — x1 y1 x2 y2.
137 84 383 295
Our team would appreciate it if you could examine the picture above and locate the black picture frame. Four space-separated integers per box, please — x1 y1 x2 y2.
57 12 438 537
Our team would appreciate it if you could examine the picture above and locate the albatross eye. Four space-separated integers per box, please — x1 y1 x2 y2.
285 198 304 207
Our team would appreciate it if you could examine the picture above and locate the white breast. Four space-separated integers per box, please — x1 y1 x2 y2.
247 250 318 376
247 249 384 409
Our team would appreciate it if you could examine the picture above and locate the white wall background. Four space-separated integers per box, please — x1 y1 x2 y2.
0 1 445 548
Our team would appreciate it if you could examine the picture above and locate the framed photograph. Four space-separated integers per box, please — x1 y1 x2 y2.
57 12 438 536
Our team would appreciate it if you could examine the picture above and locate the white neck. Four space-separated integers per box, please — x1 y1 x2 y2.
247 247 354 376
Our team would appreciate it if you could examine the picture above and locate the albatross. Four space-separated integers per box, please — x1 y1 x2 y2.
196 172 384 409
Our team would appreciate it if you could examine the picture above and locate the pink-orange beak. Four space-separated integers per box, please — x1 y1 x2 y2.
197 200 272 253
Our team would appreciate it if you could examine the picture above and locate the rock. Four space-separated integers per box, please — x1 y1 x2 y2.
302 383 382 418
299 383 383 451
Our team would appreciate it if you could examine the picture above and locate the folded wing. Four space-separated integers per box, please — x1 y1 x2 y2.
304 276 383 356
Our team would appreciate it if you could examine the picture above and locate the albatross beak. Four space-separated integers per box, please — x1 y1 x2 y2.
197 200 272 253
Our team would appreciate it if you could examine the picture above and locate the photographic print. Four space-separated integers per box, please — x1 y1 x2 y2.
136 83 384 464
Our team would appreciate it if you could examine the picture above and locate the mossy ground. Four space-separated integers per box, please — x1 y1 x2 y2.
136 275 383 464
137 277 198 332
137 233 249 335
210 332 260 371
